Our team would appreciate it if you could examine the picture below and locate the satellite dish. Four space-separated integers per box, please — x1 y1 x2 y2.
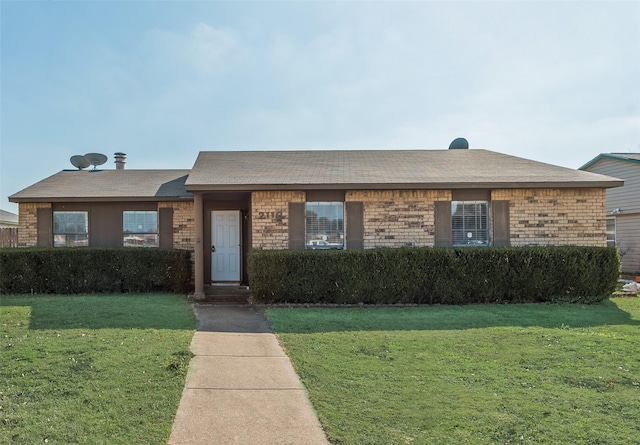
84 153 108 169
449 138 469 150
70 155 91 170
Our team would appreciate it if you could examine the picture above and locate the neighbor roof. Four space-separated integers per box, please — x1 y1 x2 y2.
9 170 192 202
186 149 623 191
0 209 18 224
579 153 640 170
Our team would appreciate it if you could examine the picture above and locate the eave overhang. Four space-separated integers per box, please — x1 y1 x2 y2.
9 196 193 203
185 179 624 192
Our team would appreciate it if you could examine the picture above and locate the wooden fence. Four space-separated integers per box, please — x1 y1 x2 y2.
0 228 18 248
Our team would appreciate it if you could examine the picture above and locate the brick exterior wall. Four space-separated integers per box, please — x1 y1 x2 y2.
251 191 305 249
158 201 194 251
346 190 452 248
491 188 607 247
16 187 607 251
17 202 51 247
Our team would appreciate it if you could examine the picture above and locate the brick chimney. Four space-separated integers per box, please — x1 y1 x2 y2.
114 152 126 170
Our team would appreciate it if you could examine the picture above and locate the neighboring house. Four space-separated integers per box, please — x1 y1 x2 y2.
9 148 623 297
0 209 19 228
580 153 640 274
0 209 19 248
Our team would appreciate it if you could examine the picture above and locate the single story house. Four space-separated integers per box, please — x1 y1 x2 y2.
0 209 19 248
0 209 19 228
580 153 640 274
9 147 623 297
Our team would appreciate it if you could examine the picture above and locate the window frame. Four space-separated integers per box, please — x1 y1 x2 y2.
53 211 89 247
451 200 490 247
606 217 616 247
123 210 159 248
305 201 345 250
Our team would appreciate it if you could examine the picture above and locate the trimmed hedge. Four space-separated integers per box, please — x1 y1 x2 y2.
0 248 192 294
248 246 620 305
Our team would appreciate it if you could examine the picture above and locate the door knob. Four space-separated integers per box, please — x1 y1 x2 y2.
211 245 216 252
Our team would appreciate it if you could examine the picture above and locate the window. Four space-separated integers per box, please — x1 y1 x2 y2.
452 201 489 246
123 211 158 247
305 202 344 249
53 211 89 247
606 217 616 247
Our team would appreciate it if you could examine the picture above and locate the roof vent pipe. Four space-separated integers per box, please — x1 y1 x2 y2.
449 138 469 149
114 152 126 170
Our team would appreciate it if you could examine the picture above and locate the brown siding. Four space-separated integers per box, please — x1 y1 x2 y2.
17 201 193 250
288 203 305 250
434 201 452 247
345 201 364 250
452 190 490 201
492 200 510 247
306 190 345 202
37 208 53 247
52 202 156 247
159 207 174 248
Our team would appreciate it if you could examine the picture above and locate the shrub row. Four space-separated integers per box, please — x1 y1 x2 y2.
0 248 192 294
248 246 620 305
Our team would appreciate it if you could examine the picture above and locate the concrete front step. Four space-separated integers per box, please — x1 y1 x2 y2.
198 285 254 305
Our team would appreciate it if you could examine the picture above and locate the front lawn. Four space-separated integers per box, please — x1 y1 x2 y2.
0 294 195 445
266 299 640 445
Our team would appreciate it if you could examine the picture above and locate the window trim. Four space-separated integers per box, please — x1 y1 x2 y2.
606 217 616 247
305 201 345 250
451 200 490 247
53 211 89 247
123 210 159 248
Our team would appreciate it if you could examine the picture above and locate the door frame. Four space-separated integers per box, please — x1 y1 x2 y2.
210 210 242 283
201 192 252 286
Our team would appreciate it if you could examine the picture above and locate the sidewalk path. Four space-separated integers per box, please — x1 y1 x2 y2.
168 305 330 445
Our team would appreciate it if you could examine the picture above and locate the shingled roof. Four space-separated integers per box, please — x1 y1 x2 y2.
9 170 192 202
9 149 623 202
579 153 640 170
186 149 623 191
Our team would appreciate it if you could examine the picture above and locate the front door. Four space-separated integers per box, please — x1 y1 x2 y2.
211 210 241 282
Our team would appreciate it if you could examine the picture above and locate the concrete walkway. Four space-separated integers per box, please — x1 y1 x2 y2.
168 305 329 445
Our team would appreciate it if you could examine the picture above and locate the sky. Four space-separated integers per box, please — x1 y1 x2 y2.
1 1 639 213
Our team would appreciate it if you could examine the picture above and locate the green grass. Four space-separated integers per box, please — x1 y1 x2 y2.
0 294 195 445
266 299 640 445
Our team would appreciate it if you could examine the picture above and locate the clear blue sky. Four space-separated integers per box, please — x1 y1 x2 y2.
2 1 639 213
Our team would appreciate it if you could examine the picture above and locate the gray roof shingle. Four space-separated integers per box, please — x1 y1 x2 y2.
0 209 19 224
9 149 623 202
9 170 192 202
186 149 623 191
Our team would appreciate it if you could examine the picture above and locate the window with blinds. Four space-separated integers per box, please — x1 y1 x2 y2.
305 202 344 249
452 201 489 246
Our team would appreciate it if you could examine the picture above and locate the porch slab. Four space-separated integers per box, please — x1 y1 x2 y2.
193 304 270 332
